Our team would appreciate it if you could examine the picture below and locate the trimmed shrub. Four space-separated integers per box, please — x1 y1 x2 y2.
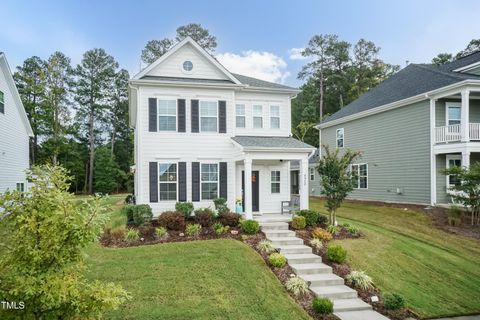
185 223 202 237
123 204 153 226
240 235 249 241
384 293 406 310
346 225 360 236
318 214 329 226
326 225 339 235
125 228 139 242
448 206 463 226
285 276 309 296
291 216 306 230
327 244 347 263
296 209 319 227
213 222 230 236
219 212 240 227
124 194 136 204
194 208 215 227
346 270 374 290
155 227 168 239
256 240 276 253
241 219 260 234
213 197 230 216
312 297 333 314
268 253 287 268
158 211 185 231
311 228 333 241
175 202 194 219
310 238 323 250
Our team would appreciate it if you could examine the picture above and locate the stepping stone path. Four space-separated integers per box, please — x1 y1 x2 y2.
255 214 390 320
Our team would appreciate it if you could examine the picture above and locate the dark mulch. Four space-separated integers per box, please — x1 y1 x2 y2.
294 225 361 243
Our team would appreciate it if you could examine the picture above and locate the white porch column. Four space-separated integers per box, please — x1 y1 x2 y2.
244 157 253 219
299 156 309 210
461 89 470 142
430 98 437 205
462 150 471 169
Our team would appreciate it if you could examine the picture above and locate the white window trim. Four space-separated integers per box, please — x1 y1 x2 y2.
445 102 461 126
199 100 218 133
351 163 368 190
336 128 345 148
200 162 219 200
271 170 281 194
253 104 263 129
310 167 315 181
181 60 194 75
0 90 4 114
235 104 246 128
270 105 280 129
158 162 178 202
446 154 462 191
157 99 177 132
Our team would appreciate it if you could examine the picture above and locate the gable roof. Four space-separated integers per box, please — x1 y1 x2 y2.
319 52 480 127
231 73 297 90
0 53 34 137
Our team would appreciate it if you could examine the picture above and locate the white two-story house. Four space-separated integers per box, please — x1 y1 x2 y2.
129 37 315 218
0 52 33 193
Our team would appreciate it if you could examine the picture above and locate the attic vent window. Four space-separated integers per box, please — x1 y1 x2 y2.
183 60 193 72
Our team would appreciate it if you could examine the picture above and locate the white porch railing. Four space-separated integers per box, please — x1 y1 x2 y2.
470 123 480 140
434 124 461 143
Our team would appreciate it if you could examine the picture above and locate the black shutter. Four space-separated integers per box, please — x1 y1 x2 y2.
192 162 200 201
178 99 186 132
219 162 227 199
219 100 226 133
191 99 199 133
148 98 157 132
178 162 187 201
149 162 158 202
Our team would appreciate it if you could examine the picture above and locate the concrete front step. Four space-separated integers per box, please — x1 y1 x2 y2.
259 222 289 230
333 298 372 312
284 253 323 264
255 215 292 223
276 244 313 254
290 262 332 275
263 229 296 238
271 237 304 246
300 273 344 286
310 285 358 299
335 310 390 320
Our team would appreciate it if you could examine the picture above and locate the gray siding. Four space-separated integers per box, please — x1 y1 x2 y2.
435 99 480 125
308 163 322 196
322 100 431 204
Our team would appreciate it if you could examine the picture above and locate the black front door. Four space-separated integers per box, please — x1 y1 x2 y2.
242 170 260 212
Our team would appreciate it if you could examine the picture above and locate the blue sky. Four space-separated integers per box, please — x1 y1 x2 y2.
1 0 479 87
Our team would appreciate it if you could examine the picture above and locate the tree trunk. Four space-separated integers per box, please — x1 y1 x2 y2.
83 161 89 193
339 94 344 109
88 110 95 194
110 126 116 157
319 73 324 121
52 98 59 165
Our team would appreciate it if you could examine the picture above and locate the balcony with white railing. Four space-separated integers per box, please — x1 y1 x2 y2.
434 123 480 144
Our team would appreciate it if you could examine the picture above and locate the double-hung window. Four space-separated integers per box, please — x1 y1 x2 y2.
447 104 461 126
270 105 280 129
158 100 176 131
310 168 315 181
201 163 218 200
336 128 344 148
253 105 263 128
446 155 462 189
351 164 368 189
236 104 246 128
159 163 177 201
16 183 24 192
271 171 280 193
0 90 4 114
200 101 218 132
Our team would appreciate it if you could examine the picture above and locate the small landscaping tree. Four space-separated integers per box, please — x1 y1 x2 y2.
317 145 359 225
0 165 130 319
442 163 480 225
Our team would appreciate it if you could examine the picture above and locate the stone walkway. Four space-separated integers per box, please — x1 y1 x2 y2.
255 214 389 320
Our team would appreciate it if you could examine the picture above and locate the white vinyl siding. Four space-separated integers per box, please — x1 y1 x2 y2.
236 104 245 128
271 170 280 193
158 100 177 131
351 163 368 189
159 163 177 201
270 105 280 129
253 105 263 128
201 163 218 200
200 101 218 132
336 128 344 148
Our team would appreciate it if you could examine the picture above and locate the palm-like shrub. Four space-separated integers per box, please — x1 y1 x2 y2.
346 270 374 290
155 227 168 239
125 228 140 242
256 240 276 253
285 276 309 296
185 223 202 237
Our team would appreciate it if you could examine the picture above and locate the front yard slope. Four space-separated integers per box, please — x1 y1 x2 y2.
86 239 311 320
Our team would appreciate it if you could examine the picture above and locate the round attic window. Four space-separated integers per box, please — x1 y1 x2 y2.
183 60 193 72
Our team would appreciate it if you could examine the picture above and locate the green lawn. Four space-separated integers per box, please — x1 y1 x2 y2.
310 197 480 318
85 239 311 320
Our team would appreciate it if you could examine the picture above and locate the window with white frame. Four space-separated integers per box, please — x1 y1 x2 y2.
336 128 344 148
446 104 461 126
310 167 315 181
271 170 280 193
0 90 5 114
446 155 462 188
201 163 219 200
200 101 218 132
253 105 263 128
159 163 177 201
351 163 368 189
270 105 280 129
158 100 177 131
236 104 246 128
16 183 24 192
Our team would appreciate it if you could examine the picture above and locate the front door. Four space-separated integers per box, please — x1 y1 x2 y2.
242 170 260 212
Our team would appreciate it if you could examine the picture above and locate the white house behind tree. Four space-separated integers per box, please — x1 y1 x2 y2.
129 37 315 218
0 52 33 193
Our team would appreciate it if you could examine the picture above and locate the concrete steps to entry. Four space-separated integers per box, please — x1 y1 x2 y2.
284 253 322 264
276 244 313 254
259 222 289 230
290 262 332 275
300 273 344 286
263 229 296 238
335 310 389 320
333 298 372 312
271 236 304 246
310 285 358 299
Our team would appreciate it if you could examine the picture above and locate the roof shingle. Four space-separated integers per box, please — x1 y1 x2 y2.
232 136 314 150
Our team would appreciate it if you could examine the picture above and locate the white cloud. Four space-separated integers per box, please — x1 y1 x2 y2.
217 50 290 84
288 47 307 60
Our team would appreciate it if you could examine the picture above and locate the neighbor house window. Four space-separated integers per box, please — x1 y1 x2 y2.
0 90 4 114
159 163 177 201
236 104 246 128
16 183 24 192
158 100 176 131
253 105 263 128
310 168 315 181
336 128 344 148
270 105 280 129
447 104 461 126
351 163 368 189
271 170 280 193
200 101 218 132
201 163 218 200
446 155 462 188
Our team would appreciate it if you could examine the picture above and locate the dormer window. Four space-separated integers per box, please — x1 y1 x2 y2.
183 60 193 72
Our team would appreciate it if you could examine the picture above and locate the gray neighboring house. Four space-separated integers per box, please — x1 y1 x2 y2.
291 149 322 196
317 52 480 206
